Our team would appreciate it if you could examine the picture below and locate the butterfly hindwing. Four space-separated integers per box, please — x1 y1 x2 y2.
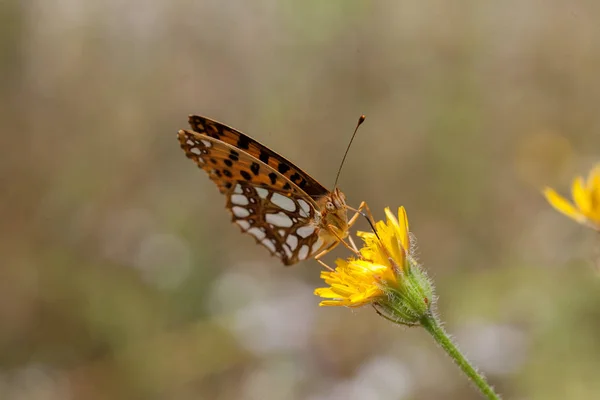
227 182 331 265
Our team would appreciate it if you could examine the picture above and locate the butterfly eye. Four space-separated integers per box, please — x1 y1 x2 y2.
326 201 335 211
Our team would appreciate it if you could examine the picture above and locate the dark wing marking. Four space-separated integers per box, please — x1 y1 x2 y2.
188 115 329 198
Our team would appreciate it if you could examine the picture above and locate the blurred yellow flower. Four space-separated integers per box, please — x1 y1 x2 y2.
544 164 600 231
315 207 432 324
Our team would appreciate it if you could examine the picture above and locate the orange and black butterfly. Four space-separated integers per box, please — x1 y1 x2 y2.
178 115 364 265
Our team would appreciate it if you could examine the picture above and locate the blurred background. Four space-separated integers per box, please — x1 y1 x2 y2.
2 1 600 399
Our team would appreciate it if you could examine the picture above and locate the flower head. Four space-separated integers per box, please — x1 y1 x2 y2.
314 206 434 325
314 207 502 398
544 164 600 231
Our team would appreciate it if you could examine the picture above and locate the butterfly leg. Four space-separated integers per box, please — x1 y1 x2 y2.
316 224 361 258
313 242 340 265
347 201 376 228
313 202 373 266
347 234 359 253
336 236 361 256
347 202 365 227
316 258 334 271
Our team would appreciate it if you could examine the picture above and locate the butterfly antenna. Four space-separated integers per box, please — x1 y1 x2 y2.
333 114 366 188
364 214 381 241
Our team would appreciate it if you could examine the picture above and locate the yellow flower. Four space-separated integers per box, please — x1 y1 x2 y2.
315 210 501 399
314 258 391 307
315 207 433 324
544 164 600 230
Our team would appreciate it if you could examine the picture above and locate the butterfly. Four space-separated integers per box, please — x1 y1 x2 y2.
178 115 364 265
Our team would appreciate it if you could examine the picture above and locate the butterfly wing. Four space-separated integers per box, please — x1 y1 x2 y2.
188 115 329 198
178 129 334 265
227 181 331 265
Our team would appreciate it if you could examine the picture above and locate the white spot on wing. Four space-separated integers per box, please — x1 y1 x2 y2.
191 147 201 155
278 229 285 237
262 239 276 253
296 225 315 238
266 212 293 228
186 139 194 146
231 194 249 205
236 220 250 230
234 184 243 194
282 244 293 258
256 187 269 199
298 199 311 218
298 245 309 260
286 235 298 250
248 227 266 241
201 139 212 148
271 193 296 212
232 206 250 218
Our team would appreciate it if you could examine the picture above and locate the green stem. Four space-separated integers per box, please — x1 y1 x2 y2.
419 313 501 400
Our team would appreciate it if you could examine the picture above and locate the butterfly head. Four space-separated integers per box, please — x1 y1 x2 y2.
319 187 349 238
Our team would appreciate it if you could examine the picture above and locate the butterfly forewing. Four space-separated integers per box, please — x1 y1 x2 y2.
188 115 329 198
178 128 335 265
179 129 303 195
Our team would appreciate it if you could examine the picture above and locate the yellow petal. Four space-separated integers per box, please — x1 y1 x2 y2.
313 287 333 297
349 291 379 307
544 187 587 223
571 177 592 214
357 231 377 241
586 164 600 189
381 208 405 265
588 165 600 213
314 287 345 298
318 300 350 307
384 207 401 242
398 206 410 251
384 207 399 229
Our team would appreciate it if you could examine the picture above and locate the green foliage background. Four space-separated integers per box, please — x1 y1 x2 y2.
2 1 600 399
